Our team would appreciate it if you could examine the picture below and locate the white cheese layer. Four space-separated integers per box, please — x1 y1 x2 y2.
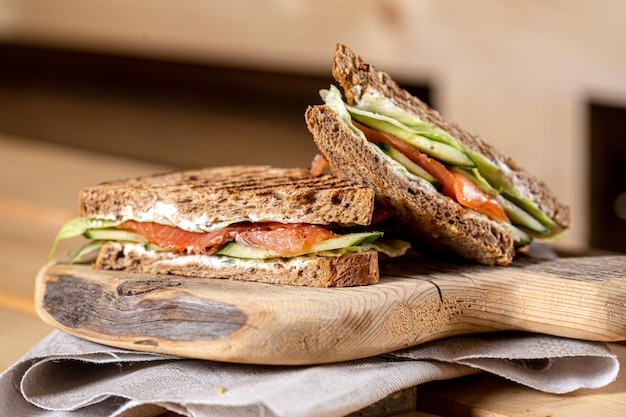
122 242 319 269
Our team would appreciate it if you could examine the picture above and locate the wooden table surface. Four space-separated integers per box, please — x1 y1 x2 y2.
1 132 624 416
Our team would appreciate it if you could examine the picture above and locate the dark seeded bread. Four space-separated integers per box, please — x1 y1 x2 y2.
306 105 515 266
331 43 570 230
95 242 379 287
78 165 375 229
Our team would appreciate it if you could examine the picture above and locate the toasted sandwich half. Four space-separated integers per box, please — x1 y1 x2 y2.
47 165 409 287
305 44 570 266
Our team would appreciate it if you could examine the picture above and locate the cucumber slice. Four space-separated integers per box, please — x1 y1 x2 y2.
450 167 501 196
465 149 513 191
216 232 383 259
312 231 382 251
507 225 533 248
215 243 279 259
344 89 562 240
497 196 550 235
347 106 476 168
467 149 560 233
354 92 464 149
375 143 440 188
84 228 148 243
502 192 560 232
354 91 431 129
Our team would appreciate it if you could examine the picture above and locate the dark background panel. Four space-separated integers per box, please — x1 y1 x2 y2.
0 42 431 169
589 102 626 253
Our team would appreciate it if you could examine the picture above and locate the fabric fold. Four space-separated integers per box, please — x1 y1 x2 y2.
0 330 619 417
387 331 619 393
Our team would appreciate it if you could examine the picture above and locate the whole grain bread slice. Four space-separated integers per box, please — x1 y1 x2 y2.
331 43 570 230
78 165 375 230
306 105 515 265
95 241 379 287
305 44 572 265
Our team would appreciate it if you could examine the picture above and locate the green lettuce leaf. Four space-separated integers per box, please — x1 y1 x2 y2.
320 85 367 139
46 217 124 262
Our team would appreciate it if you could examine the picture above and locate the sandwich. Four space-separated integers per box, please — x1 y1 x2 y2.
305 43 570 266
46 165 409 287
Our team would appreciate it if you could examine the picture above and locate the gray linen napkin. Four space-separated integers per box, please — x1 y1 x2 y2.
0 330 618 417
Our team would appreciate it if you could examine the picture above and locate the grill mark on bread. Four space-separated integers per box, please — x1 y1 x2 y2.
201 178 359 193
78 165 376 227
95 170 359 194
82 171 364 196
88 179 361 198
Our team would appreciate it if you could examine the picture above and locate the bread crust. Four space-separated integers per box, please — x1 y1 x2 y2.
78 165 375 230
331 43 570 230
306 105 515 266
94 242 379 287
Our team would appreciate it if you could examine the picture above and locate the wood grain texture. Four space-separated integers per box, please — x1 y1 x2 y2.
34 254 626 365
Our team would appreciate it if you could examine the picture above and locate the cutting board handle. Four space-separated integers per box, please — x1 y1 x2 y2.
35 255 626 365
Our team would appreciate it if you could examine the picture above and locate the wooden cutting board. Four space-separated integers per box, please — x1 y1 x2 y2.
34 253 626 365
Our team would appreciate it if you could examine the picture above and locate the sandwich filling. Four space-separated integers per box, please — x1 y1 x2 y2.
47 216 409 263
320 85 564 247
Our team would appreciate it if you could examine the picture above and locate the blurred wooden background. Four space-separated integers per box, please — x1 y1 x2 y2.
2 0 626 253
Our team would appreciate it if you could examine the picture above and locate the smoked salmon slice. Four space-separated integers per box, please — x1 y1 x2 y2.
119 221 337 255
354 122 509 223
